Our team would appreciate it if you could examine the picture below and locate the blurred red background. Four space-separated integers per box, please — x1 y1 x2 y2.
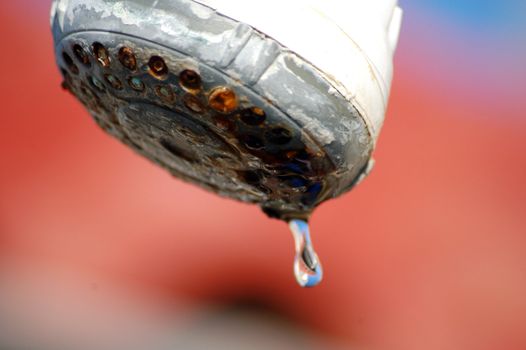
1 1 525 349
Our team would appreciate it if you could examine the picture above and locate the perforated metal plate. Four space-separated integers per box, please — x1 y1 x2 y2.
58 32 338 219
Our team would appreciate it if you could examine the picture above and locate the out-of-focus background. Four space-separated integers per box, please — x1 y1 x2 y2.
1 1 525 349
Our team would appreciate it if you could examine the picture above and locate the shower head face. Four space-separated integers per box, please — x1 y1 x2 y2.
52 0 377 220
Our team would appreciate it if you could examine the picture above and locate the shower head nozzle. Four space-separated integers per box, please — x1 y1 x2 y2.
51 0 402 221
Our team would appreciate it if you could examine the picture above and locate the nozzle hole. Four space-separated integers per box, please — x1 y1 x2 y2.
213 115 236 132
240 107 266 126
92 42 110 68
183 94 205 114
180 69 202 91
128 77 145 92
209 87 238 114
148 56 168 79
155 85 175 103
72 44 91 67
118 47 137 71
62 52 79 75
241 135 265 150
89 76 105 92
266 127 292 145
104 74 123 90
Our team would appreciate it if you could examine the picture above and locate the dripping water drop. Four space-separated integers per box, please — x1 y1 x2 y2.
289 219 323 288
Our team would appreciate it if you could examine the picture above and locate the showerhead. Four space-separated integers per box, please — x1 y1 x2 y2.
51 0 402 221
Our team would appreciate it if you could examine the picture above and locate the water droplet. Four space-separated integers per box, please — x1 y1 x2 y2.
289 219 323 288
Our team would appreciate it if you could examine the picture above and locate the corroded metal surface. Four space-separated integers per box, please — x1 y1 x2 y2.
50 0 399 220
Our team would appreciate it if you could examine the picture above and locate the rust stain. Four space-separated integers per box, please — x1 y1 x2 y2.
209 87 238 113
118 47 137 71
148 55 168 79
